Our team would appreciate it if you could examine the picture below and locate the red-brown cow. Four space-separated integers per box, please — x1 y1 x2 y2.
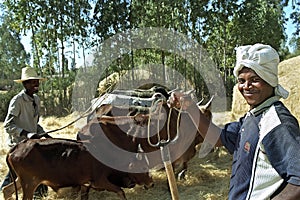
3 138 153 200
81 95 213 180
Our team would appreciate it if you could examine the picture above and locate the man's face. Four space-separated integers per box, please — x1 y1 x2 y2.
23 79 40 94
237 67 274 109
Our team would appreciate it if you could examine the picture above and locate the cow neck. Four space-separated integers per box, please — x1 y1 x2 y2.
185 102 222 148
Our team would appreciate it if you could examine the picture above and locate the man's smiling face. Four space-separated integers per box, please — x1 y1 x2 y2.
237 67 274 109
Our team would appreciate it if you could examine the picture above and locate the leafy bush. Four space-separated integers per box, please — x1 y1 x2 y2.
0 88 19 121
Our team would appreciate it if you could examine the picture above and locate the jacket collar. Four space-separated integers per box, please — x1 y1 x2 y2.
249 96 280 116
20 90 36 102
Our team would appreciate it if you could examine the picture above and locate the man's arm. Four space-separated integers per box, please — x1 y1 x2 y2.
3 114 25 137
4 114 39 138
168 91 223 147
273 183 300 200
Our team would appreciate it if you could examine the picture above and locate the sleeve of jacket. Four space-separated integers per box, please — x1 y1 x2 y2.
3 97 23 137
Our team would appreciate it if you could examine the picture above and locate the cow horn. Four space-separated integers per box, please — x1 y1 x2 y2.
196 98 204 106
138 144 144 153
204 95 214 110
167 87 179 94
185 89 194 95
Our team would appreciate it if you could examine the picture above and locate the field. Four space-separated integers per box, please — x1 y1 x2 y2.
0 112 232 200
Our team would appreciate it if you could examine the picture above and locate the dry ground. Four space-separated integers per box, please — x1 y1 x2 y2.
0 112 232 200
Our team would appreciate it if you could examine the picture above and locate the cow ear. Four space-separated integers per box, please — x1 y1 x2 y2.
196 98 204 106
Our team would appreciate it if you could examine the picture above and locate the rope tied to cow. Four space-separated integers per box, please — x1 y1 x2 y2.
44 93 111 135
146 98 186 148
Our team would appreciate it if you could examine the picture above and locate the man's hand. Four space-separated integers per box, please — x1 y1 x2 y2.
28 132 52 139
21 130 51 139
167 91 193 110
27 132 41 139
39 132 52 138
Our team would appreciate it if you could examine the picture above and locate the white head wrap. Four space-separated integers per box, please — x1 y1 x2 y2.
233 43 289 99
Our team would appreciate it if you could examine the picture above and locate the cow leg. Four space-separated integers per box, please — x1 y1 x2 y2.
176 168 187 180
2 182 14 200
176 162 188 180
2 178 21 200
80 185 90 200
2 177 22 200
93 178 127 200
19 177 39 200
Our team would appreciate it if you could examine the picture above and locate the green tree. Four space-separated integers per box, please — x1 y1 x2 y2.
231 0 286 51
3 0 93 115
0 14 29 86
289 0 300 55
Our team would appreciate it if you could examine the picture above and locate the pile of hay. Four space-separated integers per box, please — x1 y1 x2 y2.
231 55 300 121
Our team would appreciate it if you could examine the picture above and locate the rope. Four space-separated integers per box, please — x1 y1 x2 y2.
147 99 183 147
44 93 110 135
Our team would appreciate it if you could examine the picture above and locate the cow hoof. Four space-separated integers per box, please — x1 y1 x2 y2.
177 169 187 180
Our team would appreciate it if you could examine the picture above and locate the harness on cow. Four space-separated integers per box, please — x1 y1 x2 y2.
95 89 181 200
145 98 182 200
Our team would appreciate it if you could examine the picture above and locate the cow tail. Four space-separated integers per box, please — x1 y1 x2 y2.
6 153 18 200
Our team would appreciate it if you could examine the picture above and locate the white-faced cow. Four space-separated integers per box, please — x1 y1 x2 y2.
3 138 153 200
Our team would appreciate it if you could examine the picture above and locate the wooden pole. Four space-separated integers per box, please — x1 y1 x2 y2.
161 146 179 200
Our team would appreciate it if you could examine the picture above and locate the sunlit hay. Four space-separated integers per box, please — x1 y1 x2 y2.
41 187 80 200
175 147 231 200
231 55 300 122
278 56 300 121
230 84 248 121
40 115 79 139
211 111 233 127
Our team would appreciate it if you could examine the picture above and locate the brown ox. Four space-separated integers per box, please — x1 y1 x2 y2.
3 138 153 200
79 96 213 180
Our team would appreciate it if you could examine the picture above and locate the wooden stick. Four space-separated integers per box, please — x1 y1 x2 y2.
161 146 179 200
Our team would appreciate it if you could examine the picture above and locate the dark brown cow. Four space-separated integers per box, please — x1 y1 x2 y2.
3 138 153 200
80 96 213 180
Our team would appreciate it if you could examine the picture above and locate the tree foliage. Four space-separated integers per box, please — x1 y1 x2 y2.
289 0 300 55
0 14 29 84
0 0 298 115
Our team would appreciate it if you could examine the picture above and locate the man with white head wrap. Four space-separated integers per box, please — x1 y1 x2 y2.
234 43 289 100
168 43 300 199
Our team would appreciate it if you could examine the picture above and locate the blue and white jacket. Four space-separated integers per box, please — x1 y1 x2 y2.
221 96 300 200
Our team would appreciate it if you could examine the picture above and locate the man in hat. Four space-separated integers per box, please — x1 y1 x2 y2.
168 44 300 199
1 67 49 198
